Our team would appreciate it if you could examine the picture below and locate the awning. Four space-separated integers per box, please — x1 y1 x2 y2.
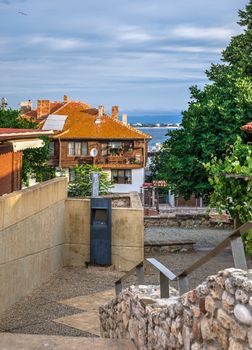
7 138 45 152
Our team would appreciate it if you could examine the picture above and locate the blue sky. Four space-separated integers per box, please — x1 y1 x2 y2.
0 0 248 115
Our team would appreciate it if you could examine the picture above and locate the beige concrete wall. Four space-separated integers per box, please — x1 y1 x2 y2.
0 177 67 314
64 194 144 271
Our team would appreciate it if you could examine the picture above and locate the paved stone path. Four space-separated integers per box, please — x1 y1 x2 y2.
0 333 135 350
55 289 115 336
0 267 120 337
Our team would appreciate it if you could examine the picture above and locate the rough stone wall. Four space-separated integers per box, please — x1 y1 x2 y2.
100 268 252 349
144 215 232 229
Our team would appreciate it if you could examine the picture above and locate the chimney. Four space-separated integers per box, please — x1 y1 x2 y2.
37 100 50 119
98 105 104 118
20 100 32 113
63 95 69 103
122 113 127 125
112 106 119 120
95 105 104 124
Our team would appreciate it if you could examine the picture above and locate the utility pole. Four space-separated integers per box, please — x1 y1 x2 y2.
1 97 7 111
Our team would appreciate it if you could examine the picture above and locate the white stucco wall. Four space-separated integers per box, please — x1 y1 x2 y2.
109 168 144 193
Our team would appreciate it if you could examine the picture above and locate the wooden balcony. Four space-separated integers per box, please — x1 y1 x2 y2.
96 155 144 168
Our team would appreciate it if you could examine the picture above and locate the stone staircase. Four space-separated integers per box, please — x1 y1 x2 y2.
0 333 136 350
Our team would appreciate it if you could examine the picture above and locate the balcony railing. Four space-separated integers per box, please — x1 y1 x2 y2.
96 155 143 166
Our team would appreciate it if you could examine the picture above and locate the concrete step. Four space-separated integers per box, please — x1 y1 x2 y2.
0 333 136 350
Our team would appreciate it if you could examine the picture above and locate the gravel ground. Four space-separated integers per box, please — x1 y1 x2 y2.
145 226 232 249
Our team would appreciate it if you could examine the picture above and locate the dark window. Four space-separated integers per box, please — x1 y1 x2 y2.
111 169 132 184
67 142 88 156
49 142 54 156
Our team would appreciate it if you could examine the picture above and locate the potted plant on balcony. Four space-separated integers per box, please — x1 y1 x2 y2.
110 149 117 156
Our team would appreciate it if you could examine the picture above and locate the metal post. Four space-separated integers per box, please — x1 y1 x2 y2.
136 264 144 285
160 272 169 298
231 236 248 270
178 276 189 295
152 186 155 207
156 187 159 213
115 281 122 296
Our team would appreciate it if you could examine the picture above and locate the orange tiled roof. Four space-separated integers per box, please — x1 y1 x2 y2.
50 102 151 140
241 121 252 132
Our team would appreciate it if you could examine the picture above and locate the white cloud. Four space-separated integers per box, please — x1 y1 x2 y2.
118 27 154 43
160 45 223 54
29 36 85 50
171 25 239 41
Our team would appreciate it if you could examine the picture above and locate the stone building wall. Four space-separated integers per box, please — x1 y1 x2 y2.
100 268 252 349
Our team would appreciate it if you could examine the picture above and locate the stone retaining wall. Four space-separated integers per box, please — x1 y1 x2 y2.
0 178 67 314
144 214 233 229
100 268 252 349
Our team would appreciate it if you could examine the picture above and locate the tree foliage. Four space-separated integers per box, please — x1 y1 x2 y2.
204 137 252 254
0 107 55 184
68 164 113 197
151 1 252 199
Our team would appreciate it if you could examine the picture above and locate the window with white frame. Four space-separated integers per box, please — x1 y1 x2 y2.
67 141 88 156
111 169 132 184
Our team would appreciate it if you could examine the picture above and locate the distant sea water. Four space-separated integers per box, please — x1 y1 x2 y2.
138 128 171 148
124 112 182 149
126 112 182 125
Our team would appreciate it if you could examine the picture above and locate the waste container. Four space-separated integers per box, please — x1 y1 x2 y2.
90 198 112 265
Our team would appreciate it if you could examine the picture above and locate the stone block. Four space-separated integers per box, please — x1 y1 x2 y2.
228 338 244 350
216 309 233 329
234 304 252 326
200 317 213 340
205 295 217 315
235 289 249 304
230 320 246 341
212 320 229 349
248 330 252 348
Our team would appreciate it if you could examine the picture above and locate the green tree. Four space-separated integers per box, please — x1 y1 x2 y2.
152 1 252 199
204 137 252 254
0 107 55 184
68 164 113 197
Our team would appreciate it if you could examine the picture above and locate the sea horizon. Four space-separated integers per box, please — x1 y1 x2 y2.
120 111 183 125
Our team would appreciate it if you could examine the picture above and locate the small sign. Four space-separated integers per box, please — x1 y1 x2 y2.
92 172 100 197
152 180 167 188
90 148 98 157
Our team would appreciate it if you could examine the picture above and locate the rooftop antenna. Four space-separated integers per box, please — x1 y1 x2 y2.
1 97 8 111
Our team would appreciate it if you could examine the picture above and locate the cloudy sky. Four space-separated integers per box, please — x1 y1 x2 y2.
0 0 248 115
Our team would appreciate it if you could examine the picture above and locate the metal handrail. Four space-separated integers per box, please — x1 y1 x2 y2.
115 258 177 298
176 221 252 293
115 261 144 296
115 221 252 297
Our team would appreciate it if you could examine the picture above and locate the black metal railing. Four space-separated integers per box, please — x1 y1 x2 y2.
115 221 252 297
